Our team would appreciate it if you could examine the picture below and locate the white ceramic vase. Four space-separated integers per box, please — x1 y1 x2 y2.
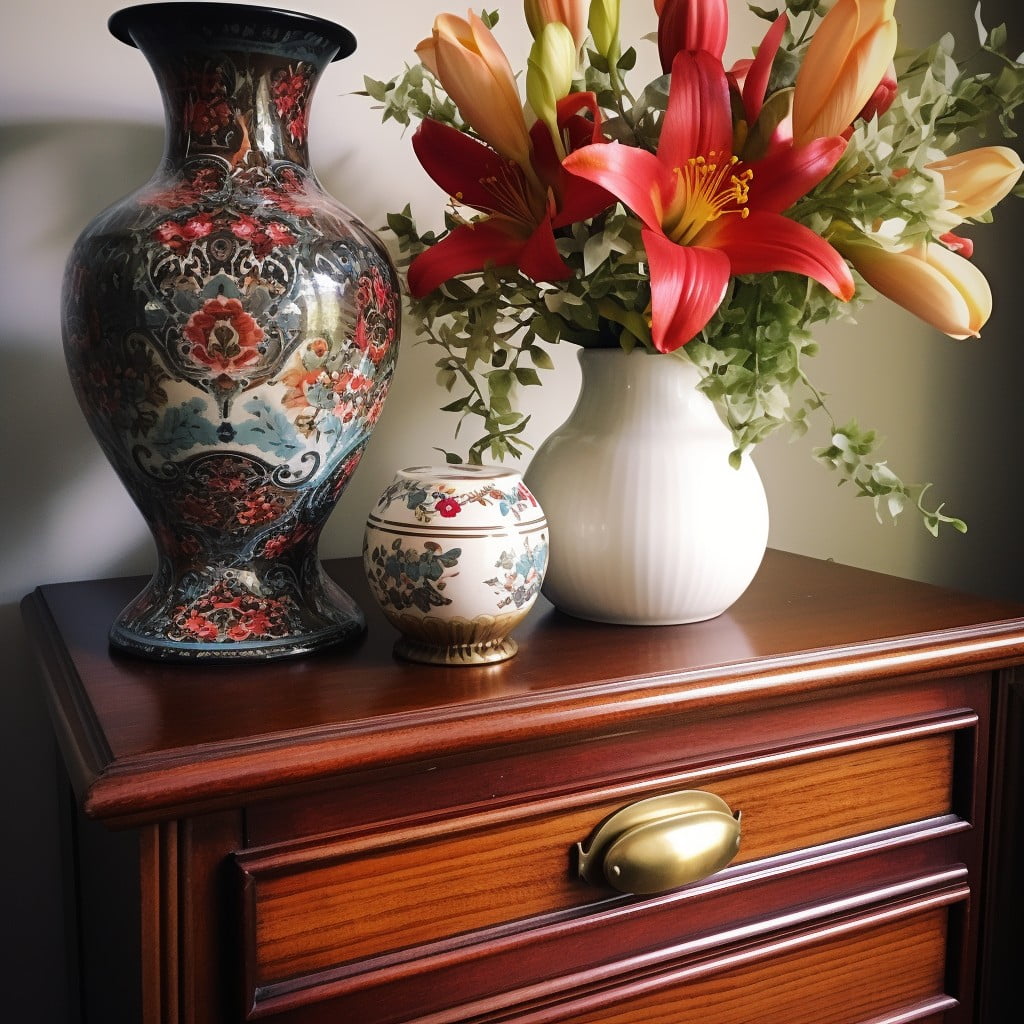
364 465 548 664
524 347 769 625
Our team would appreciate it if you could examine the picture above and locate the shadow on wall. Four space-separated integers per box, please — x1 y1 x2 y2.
0 118 163 1024
757 184 1024 605
0 107 454 1022
0 119 166 587
0 343 158 585
912 0 1024 599
929 182 1024 601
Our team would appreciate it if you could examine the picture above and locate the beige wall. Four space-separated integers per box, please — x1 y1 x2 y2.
1 1 1021 1016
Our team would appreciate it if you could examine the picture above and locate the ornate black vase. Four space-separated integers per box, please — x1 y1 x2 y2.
61 3 401 661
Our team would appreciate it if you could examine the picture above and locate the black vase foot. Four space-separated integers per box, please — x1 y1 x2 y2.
107 561 366 662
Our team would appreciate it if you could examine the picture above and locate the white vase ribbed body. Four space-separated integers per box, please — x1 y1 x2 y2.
524 348 769 625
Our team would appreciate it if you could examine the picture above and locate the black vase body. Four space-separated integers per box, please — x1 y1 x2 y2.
61 3 401 660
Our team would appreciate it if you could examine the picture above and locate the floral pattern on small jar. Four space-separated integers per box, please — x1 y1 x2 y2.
364 539 462 614
486 536 548 610
376 476 540 524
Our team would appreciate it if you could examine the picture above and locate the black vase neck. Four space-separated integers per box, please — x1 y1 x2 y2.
109 3 356 167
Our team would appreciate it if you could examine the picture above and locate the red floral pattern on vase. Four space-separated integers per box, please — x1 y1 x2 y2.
228 212 298 257
171 577 301 643
260 523 313 559
174 455 294 533
278 338 380 436
184 66 233 138
332 450 365 500
237 488 290 526
260 167 315 216
141 165 226 208
353 265 399 365
183 296 264 373
152 209 298 259
153 211 216 253
272 65 313 142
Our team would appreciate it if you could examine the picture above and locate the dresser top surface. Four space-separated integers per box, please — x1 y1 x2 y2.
23 550 1024 822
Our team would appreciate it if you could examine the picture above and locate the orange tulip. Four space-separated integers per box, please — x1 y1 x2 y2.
927 146 1024 222
416 12 532 167
841 239 992 339
525 0 588 52
793 0 897 145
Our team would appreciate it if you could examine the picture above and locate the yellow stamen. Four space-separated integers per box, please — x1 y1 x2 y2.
446 193 474 227
662 152 752 245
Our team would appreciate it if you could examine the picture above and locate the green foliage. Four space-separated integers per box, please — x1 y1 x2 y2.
360 66 463 130
368 1 1024 535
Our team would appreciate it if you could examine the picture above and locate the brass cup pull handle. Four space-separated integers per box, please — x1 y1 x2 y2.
576 791 741 895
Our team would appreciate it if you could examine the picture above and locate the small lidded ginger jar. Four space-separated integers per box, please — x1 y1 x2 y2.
363 465 548 664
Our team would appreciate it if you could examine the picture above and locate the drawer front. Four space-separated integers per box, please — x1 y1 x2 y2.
549 898 959 1024
238 715 973 1018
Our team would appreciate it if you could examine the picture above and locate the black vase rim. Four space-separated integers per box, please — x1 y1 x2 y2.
108 2 357 62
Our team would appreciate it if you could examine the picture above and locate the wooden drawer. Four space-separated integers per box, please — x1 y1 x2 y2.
237 713 974 1020
531 894 963 1024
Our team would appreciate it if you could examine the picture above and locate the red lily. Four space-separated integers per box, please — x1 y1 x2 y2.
408 94 612 298
730 12 789 131
562 51 855 352
655 0 729 73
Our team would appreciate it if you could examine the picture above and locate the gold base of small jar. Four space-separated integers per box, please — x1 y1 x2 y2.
384 609 529 666
393 634 519 665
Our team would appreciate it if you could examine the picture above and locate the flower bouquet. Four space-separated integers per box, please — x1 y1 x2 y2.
365 0 1024 534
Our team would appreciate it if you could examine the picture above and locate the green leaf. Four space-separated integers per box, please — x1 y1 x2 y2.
434 448 464 464
362 76 391 102
486 369 514 399
514 367 543 387
436 367 458 391
386 210 414 235
988 23 1008 53
528 346 555 370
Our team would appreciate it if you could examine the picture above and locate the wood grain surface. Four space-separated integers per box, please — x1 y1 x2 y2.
22 551 1024 824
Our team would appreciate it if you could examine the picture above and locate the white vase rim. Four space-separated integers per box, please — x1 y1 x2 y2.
396 464 523 486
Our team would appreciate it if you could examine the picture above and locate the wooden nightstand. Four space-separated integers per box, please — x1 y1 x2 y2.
22 551 1024 1023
